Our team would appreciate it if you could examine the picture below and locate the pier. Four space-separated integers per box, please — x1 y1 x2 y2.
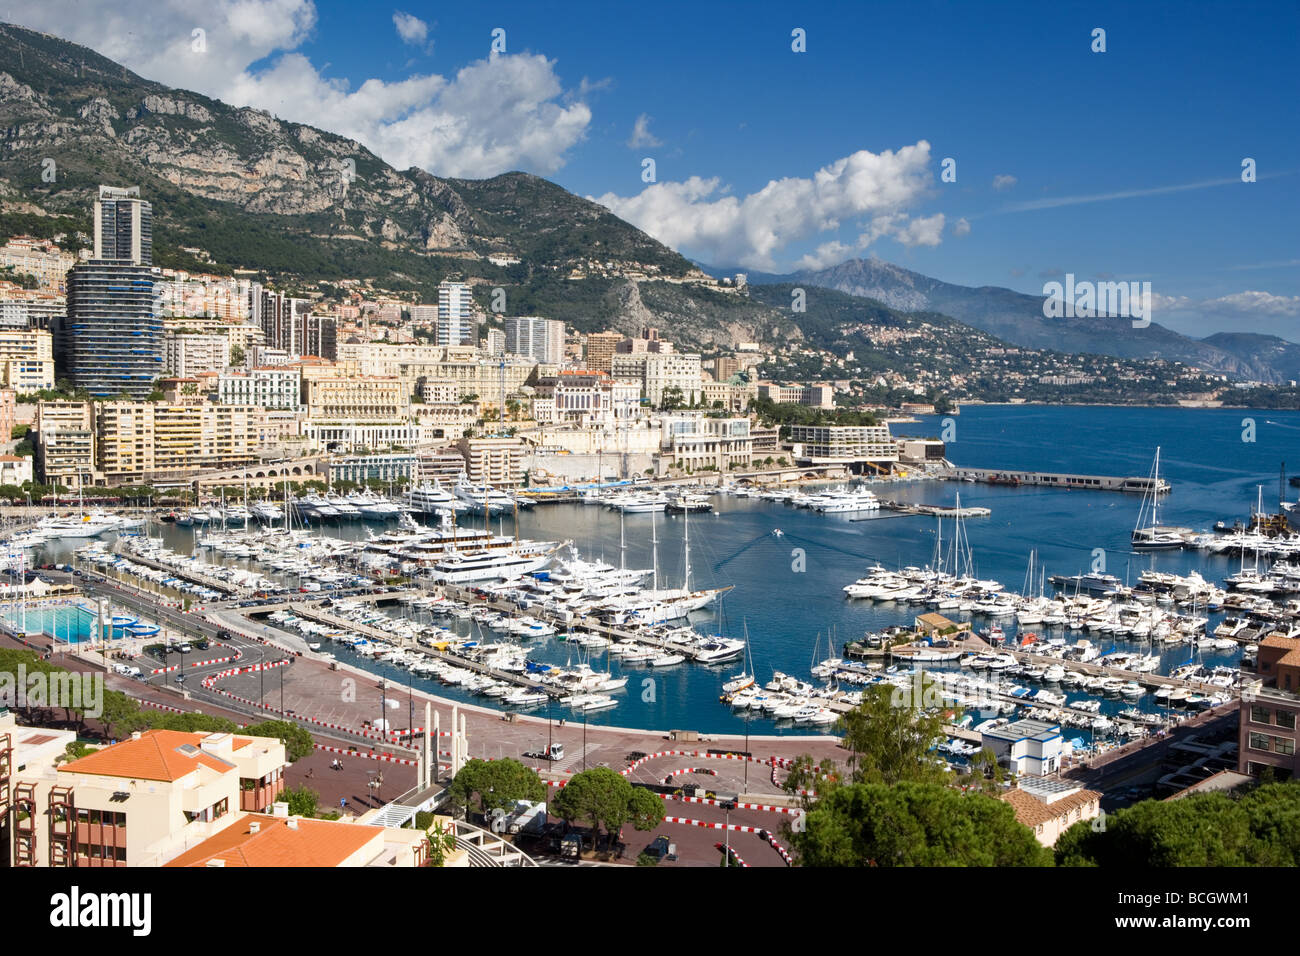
945 467 1169 494
870 500 992 519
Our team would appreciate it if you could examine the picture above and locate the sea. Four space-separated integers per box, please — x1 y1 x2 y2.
27 404 1300 736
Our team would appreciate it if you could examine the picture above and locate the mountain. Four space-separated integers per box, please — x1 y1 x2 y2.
1202 333 1300 383
786 258 1280 381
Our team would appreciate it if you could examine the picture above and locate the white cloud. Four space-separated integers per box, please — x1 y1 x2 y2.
10 1 591 178
895 213 945 247
952 217 971 237
1206 291 1300 316
992 174 1017 191
392 11 429 48
591 141 940 270
626 113 662 150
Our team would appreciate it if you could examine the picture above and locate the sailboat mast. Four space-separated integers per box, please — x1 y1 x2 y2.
683 504 690 592
651 505 659 591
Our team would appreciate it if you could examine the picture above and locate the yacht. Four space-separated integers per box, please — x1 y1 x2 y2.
454 479 516 515
406 480 468 515
1131 447 1182 550
813 488 881 514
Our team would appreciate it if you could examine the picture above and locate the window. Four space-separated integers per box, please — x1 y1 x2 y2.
1279 711 1297 731
1276 737 1296 756
1251 705 1272 725
1249 732 1271 751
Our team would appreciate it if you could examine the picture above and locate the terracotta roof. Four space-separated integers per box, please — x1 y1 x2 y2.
1000 786 1101 828
164 817 384 868
60 730 239 782
1260 634 1300 667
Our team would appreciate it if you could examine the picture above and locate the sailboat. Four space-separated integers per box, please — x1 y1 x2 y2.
1132 447 1182 550
722 622 756 695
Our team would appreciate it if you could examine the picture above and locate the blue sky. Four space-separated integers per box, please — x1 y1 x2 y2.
13 0 1299 337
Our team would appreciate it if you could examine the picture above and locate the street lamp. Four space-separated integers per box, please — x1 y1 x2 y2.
721 797 737 867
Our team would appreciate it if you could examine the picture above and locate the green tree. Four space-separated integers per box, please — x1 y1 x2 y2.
282 784 319 818
448 758 545 816
793 782 1052 866
551 767 637 848
1055 782 1300 867
838 680 949 786
241 719 315 762
229 344 246 366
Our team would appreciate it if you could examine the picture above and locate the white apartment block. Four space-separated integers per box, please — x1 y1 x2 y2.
504 316 565 364
164 333 230 377
437 280 475 346
789 424 899 465
218 366 302 409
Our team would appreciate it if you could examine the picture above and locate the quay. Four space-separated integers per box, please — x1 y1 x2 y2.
944 467 1169 494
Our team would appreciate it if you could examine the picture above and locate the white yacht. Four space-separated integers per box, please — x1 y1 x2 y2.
813 488 881 514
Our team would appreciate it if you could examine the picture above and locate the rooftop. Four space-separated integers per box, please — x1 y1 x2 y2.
60 729 252 782
164 816 387 868
1000 785 1101 828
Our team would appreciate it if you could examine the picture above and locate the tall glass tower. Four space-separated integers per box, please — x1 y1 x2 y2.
63 187 161 398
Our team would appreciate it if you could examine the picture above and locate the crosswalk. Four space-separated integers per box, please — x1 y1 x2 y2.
555 743 600 772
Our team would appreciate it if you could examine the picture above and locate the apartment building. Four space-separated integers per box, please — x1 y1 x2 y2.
611 352 703 407
1239 635 1300 779
94 402 272 482
788 424 899 468
437 279 475 346
0 328 56 394
218 366 303 410
3 719 286 868
303 377 410 420
35 401 95 488
504 316 565 364
0 286 66 331
0 236 79 292
457 436 526 486
615 326 673 355
584 331 622 373
0 454 33 485
163 332 230 377
337 342 538 399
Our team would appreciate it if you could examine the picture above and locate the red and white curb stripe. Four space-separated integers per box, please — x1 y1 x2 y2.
313 744 422 767
663 793 799 816
715 842 749 868
662 767 719 782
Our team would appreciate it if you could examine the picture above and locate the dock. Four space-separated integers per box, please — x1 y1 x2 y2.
945 467 1169 494
869 500 992 519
